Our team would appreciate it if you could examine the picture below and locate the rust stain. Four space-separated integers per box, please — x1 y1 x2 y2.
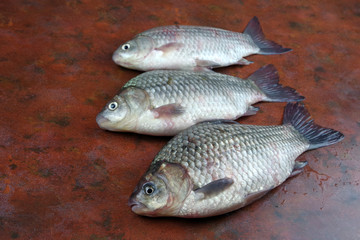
2 179 11 194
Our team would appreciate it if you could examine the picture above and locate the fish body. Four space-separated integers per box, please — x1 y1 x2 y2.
112 17 291 71
128 103 344 217
96 65 304 136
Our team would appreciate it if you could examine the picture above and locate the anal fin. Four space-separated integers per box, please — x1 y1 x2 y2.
290 161 308 177
243 106 259 116
237 58 253 65
194 178 234 200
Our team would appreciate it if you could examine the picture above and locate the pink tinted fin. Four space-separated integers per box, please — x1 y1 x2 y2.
194 178 234 200
195 59 221 69
248 64 304 102
155 42 184 53
243 106 259 116
152 103 185 118
290 161 308 177
236 58 253 65
243 16 292 55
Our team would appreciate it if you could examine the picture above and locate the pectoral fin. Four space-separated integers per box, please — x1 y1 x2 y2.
194 178 234 200
155 42 184 53
151 103 185 118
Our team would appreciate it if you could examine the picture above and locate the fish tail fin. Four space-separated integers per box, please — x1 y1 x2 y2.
248 64 304 102
244 16 292 55
283 102 344 150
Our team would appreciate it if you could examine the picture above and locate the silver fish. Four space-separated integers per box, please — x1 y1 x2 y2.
96 65 304 136
112 17 291 71
128 103 344 217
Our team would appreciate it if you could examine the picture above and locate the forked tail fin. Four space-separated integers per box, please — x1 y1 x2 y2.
244 16 292 55
248 64 304 102
283 102 344 150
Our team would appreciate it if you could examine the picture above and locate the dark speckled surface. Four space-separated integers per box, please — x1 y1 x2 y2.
0 0 359 239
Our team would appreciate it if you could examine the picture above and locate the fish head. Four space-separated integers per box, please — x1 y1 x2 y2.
96 95 130 131
96 87 150 132
112 35 155 70
129 161 192 217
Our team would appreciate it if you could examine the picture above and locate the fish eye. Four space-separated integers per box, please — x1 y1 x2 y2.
108 101 118 111
122 43 131 50
143 183 156 195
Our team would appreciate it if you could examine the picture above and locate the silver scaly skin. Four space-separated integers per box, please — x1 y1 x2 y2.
112 17 291 71
96 65 303 136
128 103 344 217
153 123 308 217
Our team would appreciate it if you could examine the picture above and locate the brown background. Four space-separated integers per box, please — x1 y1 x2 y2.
0 0 359 239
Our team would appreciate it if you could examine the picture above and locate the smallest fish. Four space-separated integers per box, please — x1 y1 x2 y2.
112 16 291 71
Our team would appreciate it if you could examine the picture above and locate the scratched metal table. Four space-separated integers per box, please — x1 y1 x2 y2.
0 0 359 239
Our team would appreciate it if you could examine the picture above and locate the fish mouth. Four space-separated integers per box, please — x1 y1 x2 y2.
112 51 123 65
112 51 134 67
128 198 146 213
96 114 110 128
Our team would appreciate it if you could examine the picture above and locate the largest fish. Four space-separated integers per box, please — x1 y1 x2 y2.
112 16 291 71
96 65 304 136
128 103 344 218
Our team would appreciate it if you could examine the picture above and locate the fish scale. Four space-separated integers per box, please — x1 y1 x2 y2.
153 123 307 188
138 122 305 216
128 103 343 217
96 66 303 136
123 70 262 133
112 17 292 71
139 26 257 65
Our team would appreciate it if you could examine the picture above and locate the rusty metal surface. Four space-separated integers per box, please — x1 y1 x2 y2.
0 0 359 239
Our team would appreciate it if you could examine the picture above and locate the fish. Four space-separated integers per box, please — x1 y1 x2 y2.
128 102 344 218
96 65 304 136
112 16 291 71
